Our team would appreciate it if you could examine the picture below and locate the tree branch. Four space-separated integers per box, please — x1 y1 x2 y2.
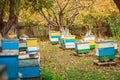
66 10 79 28
55 0 62 11
61 0 71 13
68 0 96 12
50 8 60 27
40 10 58 28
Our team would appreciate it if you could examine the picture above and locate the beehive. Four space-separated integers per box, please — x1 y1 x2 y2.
96 41 115 61
1 40 19 55
64 35 76 49
2 40 19 50
19 66 40 78
84 35 95 49
19 41 27 51
18 54 40 78
49 31 60 45
27 38 39 54
75 42 90 54
0 55 19 80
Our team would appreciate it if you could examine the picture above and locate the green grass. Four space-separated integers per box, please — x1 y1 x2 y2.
41 67 63 80
40 41 120 80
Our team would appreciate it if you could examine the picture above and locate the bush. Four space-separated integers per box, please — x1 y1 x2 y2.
106 12 120 39
38 26 49 41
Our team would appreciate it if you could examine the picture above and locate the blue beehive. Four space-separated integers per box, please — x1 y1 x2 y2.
18 54 40 79
0 56 19 80
0 39 19 80
2 40 19 50
96 41 115 61
19 66 40 78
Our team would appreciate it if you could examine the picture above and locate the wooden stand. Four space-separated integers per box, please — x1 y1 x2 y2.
73 52 93 57
21 77 40 80
93 60 117 66
59 46 74 50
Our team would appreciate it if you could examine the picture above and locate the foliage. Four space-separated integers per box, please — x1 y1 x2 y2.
70 24 86 38
83 14 96 29
38 26 48 41
106 12 120 39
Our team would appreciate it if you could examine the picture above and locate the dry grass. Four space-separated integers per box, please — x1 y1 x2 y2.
39 41 120 80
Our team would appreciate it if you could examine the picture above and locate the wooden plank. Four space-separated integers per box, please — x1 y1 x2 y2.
73 52 93 57
21 77 40 80
93 60 117 66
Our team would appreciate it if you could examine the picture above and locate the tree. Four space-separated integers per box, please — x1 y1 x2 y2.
0 0 21 37
113 0 120 11
0 0 96 37
27 0 96 32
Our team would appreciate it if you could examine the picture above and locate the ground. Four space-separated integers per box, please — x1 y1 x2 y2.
40 41 120 80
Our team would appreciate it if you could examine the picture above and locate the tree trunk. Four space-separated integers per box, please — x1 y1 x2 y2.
9 0 15 19
0 0 6 31
2 0 18 37
0 11 2 30
113 0 120 11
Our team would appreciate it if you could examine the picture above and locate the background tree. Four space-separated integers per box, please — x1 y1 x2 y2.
27 0 96 32
113 0 120 11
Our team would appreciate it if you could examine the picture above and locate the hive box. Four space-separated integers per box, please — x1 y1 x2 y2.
27 38 38 47
49 31 60 45
1 40 19 55
2 40 19 50
18 54 40 79
75 42 90 54
64 35 76 49
0 56 19 80
19 58 39 68
2 50 19 55
19 42 27 47
96 41 115 61
19 66 40 78
84 35 95 49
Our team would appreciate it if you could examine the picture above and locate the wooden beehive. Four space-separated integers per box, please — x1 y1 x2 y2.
49 31 60 45
84 35 95 49
96 41 115 61
75 42 90 54
64 35 76 49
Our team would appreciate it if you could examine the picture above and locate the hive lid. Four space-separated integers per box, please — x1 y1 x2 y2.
96 40 114 43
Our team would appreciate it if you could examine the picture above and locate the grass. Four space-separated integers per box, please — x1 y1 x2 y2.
39 41 120 80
